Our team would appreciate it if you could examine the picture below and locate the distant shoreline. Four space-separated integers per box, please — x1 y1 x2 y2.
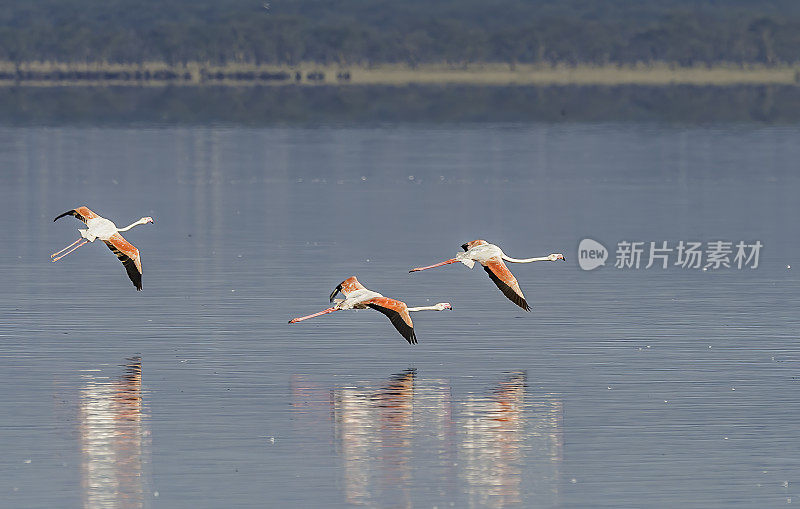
2 62 799 87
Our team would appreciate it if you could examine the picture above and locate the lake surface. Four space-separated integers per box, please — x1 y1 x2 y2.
1 124 798 508
4 85 800 124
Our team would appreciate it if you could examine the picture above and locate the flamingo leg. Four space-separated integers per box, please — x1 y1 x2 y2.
51 239 88 262
51 238 83 258
409 258 458 273
288 307 338 324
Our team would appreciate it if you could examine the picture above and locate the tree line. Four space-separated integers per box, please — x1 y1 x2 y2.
2 0 799 66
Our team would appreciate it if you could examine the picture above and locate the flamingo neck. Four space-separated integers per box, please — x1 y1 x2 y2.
501 255 552 263
118 218 147 232
407 303 450 312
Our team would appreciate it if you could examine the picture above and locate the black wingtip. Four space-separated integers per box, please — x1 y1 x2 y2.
406 330 418 345
461 243 470 251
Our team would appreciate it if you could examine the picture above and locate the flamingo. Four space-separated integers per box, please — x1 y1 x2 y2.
409 240 565 311
288 276 452 344
52 206 154 290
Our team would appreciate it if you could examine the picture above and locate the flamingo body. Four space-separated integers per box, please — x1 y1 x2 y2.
289 276 451 345
410 239 565 311
52 206 153 290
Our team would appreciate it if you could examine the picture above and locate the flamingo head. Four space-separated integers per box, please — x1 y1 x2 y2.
461 239 488 251
434 302 452 311
142 216 154 224
548 253 566 261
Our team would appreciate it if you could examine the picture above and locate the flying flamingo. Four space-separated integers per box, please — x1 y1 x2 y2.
52 206 154 290
288 276 452 344
409 240 565 311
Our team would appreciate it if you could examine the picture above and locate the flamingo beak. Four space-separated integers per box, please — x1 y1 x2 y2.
329 284 342 303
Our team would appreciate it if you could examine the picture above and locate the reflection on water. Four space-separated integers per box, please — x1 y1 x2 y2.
3 125 798 508
293 370 562 507
332 370 417 506
459 373 563 507
79 357 150 509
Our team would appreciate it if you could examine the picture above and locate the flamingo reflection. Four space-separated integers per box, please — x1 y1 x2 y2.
79 357 150 509
292 369 562 507
459 372 563 507
331 369 416 506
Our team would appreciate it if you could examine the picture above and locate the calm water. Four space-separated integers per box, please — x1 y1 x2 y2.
1 124 798 508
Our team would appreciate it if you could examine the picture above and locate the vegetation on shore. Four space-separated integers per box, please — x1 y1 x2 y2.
2 1 800 68
3 1 798 125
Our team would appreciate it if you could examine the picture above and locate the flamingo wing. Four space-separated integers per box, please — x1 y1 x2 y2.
103 233 143 291
365 297 417 345
482 257 531 311
54 206 100 224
